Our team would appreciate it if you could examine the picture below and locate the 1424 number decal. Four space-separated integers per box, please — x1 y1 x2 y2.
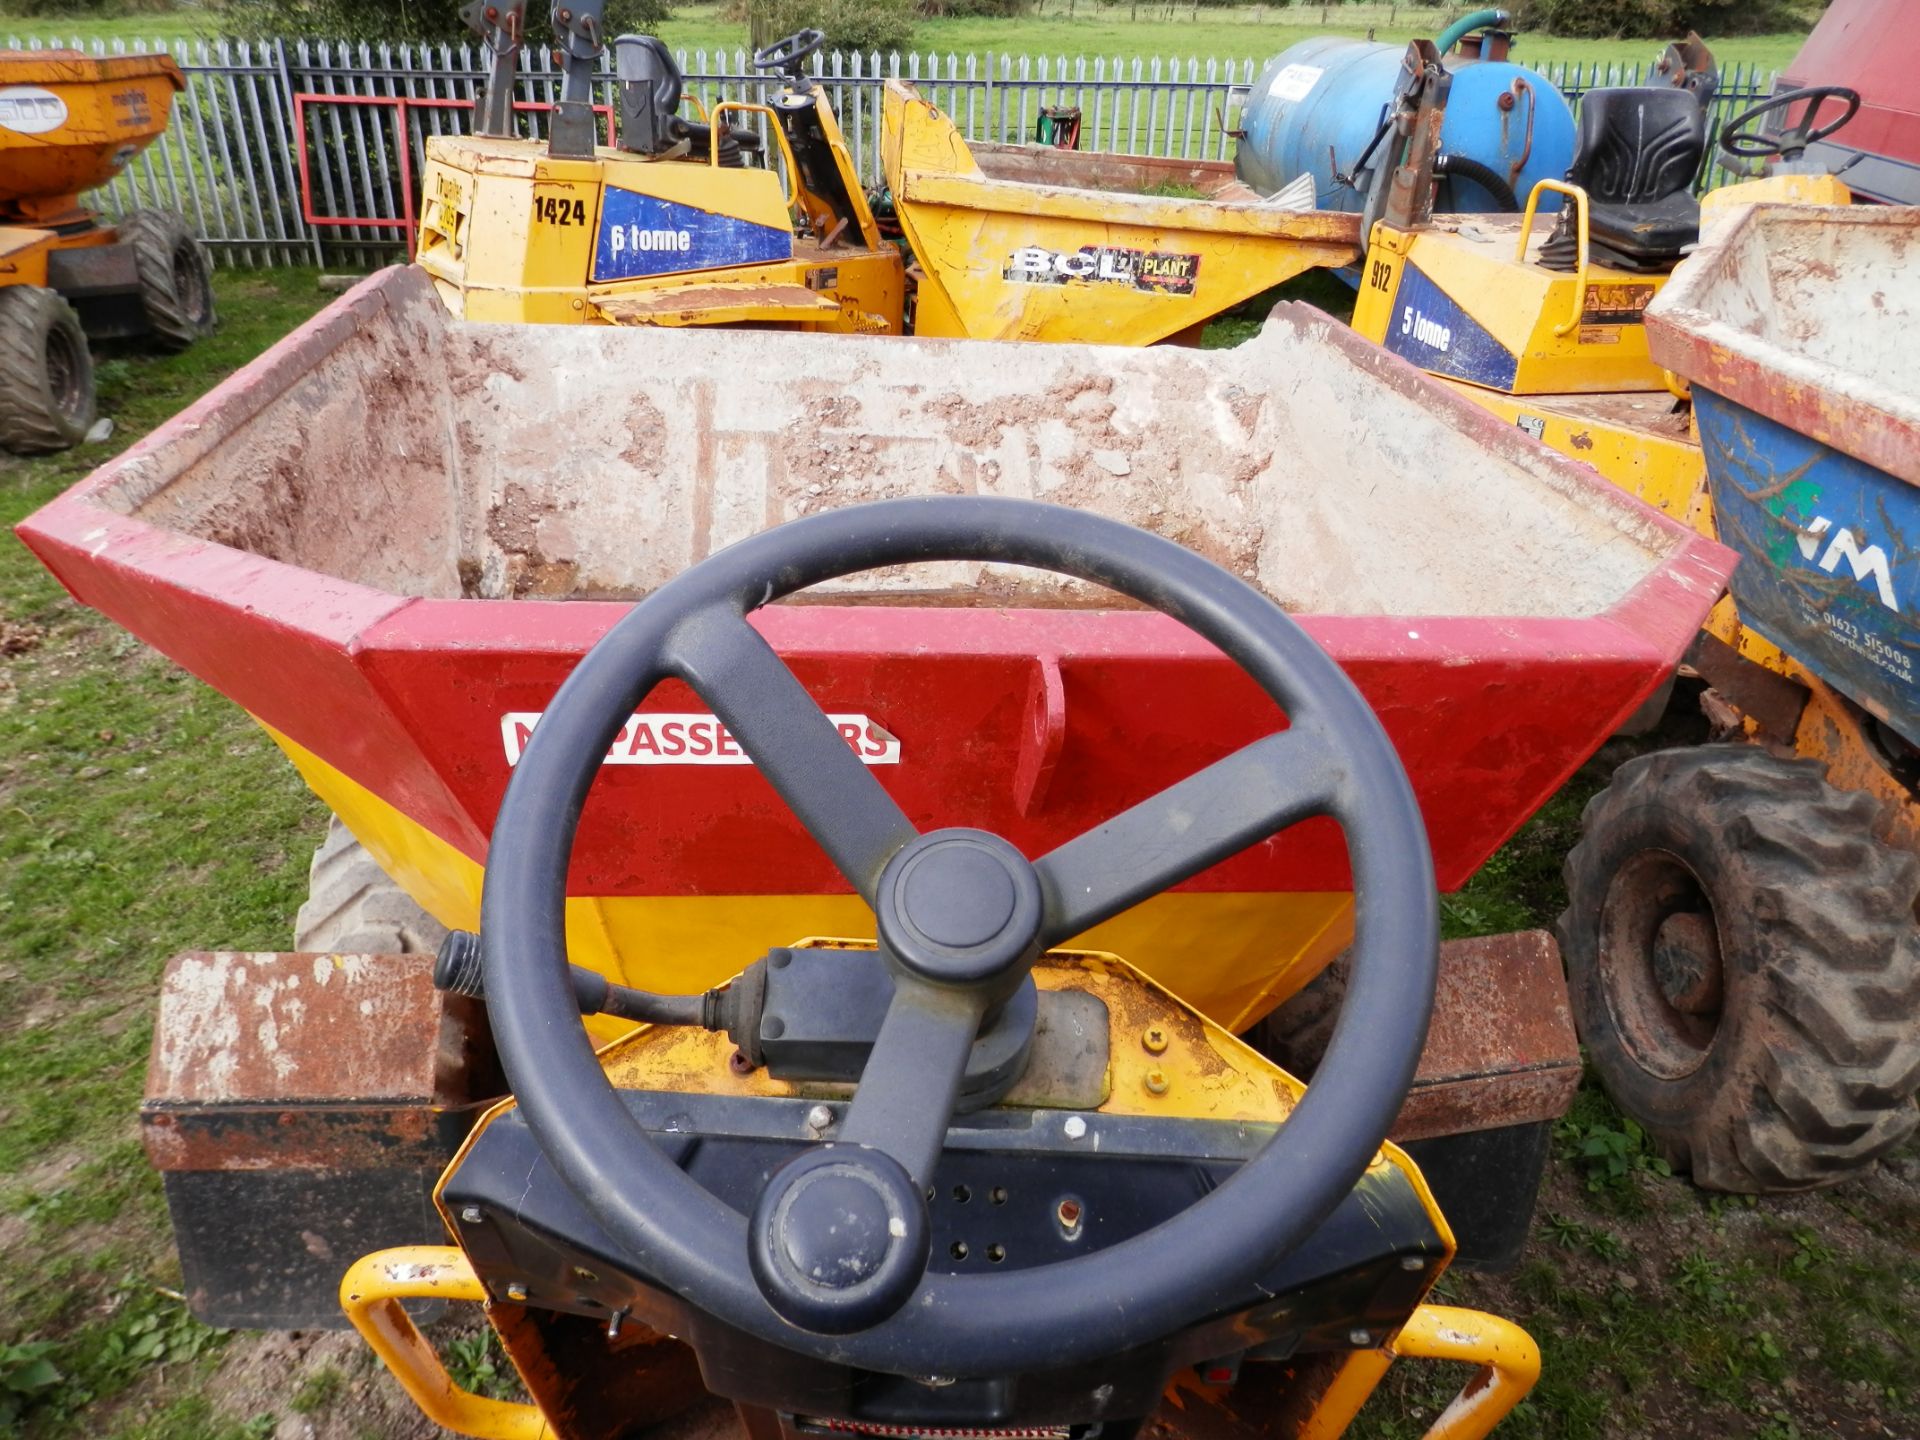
534 194 587 227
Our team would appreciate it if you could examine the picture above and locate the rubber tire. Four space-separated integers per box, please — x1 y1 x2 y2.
1245 954 1348 1080
1558 745 1920 1193
0 285 95 455
294 815 448 955
120 208 216 352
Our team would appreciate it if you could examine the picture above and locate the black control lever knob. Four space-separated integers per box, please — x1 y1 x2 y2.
433 928 724 1031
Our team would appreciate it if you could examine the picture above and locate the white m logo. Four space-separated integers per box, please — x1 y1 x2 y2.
1797 516 1901 612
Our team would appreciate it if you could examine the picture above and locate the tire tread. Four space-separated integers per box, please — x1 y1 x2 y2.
293 815 447 956
0 286 93 454
119 209 215 352
1558 744 1920 1193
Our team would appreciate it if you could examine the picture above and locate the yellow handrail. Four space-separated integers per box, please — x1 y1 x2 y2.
1301 1303 1542 1440
1515 177 1591 337
708 100 801 210
340 1246 552 1440
342 1255 1535 1440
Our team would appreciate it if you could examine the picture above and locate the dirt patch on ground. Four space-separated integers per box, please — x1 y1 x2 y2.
202 1325 456 1440
1 620 46 657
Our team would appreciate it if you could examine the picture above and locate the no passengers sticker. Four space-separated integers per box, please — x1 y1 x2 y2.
501 711 901 767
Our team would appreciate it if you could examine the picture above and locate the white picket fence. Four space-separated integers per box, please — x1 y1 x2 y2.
2 33 1778 267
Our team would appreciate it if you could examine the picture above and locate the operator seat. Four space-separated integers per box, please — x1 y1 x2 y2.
613 34 761 166
1539 87 1706 274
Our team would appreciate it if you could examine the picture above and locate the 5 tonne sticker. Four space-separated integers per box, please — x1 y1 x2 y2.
1004 245 1201 295
502 711 901 767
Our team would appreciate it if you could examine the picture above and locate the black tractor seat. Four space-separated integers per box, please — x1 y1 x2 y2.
1540 87 1706 274
613 33 762 166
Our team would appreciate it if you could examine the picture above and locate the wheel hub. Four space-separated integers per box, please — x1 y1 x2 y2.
44 326 81 417
172 243 208 321
1651 910 1723 1015
1597 850 1722 1080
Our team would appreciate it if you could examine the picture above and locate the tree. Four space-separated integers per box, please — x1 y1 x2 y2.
1512 0 1803 38
743 0 916 56
222 0 674 43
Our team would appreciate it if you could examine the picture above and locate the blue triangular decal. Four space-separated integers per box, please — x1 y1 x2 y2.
593 186 793 281
1381 263 1519 391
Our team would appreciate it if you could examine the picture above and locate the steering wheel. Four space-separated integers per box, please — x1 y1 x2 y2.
1719 84 1861 160
752 27 825 77
481 496 1438 1375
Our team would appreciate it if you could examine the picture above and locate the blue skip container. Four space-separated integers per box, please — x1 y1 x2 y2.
1647 203 1920 743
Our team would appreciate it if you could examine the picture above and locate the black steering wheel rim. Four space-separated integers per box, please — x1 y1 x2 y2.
1719 84 1861 159
480 495 1437 1376
753 26 825 75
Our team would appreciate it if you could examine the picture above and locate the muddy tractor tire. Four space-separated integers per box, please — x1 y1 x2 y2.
0 284 96 455
1246 954 1348 1080
1558 745 1920 1193
121 208 216 351
294 815 448 956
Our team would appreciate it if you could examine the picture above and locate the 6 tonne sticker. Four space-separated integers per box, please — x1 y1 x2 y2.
502 711 901 767
1005 245 1201 295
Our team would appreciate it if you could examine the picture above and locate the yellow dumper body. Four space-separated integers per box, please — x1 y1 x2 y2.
0 48 211 454
880 80 1361 345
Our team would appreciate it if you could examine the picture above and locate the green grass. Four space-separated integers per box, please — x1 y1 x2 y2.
1349 1134 1920 1439
0 1 1809 73
443 1327 530 1404
0 268 334 1438
289 1365 345 1415
0 7 211 44
659 6 1808 73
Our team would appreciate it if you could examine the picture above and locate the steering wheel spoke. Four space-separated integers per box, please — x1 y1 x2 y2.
746 971 979 1333
1035 724 1342 946
836 976 990 1186
840 983 990 1182
668 606 917 903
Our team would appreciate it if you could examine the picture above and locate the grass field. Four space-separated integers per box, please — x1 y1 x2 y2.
0 272 1913 1438
0 2 1809 73
0 271 332 1440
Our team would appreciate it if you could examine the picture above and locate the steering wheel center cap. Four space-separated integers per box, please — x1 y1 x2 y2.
777 1171 897 1286
750 1147 929 1333
878 829 1044 990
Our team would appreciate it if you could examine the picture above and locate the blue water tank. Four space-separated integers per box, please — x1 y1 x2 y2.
1236 37 1576 215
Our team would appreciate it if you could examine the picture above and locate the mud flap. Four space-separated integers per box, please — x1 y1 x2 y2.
141 951 500 1329
1402 1122 1554 1271
1394 930 1579 1272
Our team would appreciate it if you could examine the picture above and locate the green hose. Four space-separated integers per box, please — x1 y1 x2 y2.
1434 7 1508 56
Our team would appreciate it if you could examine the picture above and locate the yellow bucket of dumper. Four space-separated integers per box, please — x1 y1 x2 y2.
0 51 182 218
879 79 1363 345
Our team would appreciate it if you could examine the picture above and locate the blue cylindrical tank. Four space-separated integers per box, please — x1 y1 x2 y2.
1236 36 1576 215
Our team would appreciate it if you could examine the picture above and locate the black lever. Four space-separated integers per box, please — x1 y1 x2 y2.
435 929 719 1028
